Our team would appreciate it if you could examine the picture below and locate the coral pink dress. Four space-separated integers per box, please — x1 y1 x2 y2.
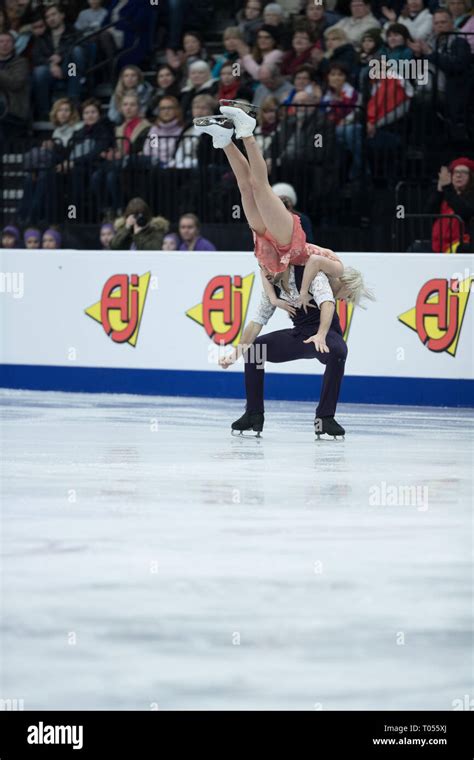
253 213 341 273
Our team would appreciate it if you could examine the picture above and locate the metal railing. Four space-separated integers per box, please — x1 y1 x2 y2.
391 213 467 253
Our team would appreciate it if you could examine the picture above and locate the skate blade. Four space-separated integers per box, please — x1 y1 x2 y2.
219 99 258 117
231 430 262 438
315 433 345 441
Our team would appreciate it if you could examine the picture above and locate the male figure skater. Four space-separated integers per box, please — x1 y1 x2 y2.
220 262 348 439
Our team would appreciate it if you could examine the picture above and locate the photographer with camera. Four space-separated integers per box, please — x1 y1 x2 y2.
110 197 169 250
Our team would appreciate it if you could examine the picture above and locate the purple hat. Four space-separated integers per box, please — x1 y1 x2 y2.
24 228 42 244
42 228 62 247
100 222 115 233
2 225 20 242
163 233 180 246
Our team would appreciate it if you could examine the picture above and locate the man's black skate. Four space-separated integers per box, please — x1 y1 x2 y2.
314 416 345 440
231 411 264 437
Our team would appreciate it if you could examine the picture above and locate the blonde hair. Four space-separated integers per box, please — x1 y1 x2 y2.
339 267 375 308
324 27 348 43
114 65 144 108
258 95 279 125
49 97 80 127
223 26 243 40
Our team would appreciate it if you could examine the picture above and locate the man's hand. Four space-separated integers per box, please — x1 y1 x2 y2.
219 350 237 369
125 214 136 229
304 332 329 353
49 54 62 65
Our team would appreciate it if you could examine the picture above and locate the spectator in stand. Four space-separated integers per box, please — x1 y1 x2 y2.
143 95 184 167
365 58 414 174
217 61 253 104
271 181 315 243
23 228 42 248
47 96 83 148
170 93 215 169
19 97 82 224
42 227 62 248
162 232 180 250
236 0 264 46
167 30 209 76
381 23 414 60
74 0 107 34
180 61 218 122
19 11 47 64
282 64 320 107
252 63 293 107
266 89 338 201
2 225 21 248
99 222 114 249
211 27 244 78
301 0 341 39
321 61 362 178
281 27 318 76
31 3 86 120
447 0 471 28
108 65 153 126
0 31 30 142
271 89 333 163
427 157 474 252
331 0 381 49
263 3 291 48
148 65 182 117
97 92 150 211
414 9 471 127
234 24 283 83
357 27 383 85
67 98 114 213
319 26 358 79
178 213 216 251
111 198 169 250
254 94 279 153
382 0 432 42
103 0 155 69
358 27 383 64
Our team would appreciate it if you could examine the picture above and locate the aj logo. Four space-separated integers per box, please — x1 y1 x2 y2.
186 274 254 346
398 276 472 356
85 272 151 346
336 299 354 342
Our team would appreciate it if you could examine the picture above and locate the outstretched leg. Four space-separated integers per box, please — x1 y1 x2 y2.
242 136 294 246
223 142 266 236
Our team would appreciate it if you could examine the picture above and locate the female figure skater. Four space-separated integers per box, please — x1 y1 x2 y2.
194 100 370 310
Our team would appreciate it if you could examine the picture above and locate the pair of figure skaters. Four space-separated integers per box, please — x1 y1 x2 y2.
194 100 373 440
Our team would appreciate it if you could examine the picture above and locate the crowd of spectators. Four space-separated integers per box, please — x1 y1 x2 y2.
0 0 473 252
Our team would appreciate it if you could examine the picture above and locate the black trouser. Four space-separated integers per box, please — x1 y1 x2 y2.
245 326 347 418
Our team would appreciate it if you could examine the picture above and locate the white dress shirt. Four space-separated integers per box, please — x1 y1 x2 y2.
253 268 335 326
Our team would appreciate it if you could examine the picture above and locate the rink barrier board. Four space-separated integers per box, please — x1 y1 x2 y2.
1 250 473 406
1 365 473 408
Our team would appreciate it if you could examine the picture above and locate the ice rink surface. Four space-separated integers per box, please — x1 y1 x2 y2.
0 389 472 711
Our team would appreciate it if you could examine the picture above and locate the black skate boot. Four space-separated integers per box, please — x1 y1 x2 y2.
314 416 345 441
231 410 264 437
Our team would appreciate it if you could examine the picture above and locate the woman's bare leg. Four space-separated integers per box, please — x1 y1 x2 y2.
242 135 293 246
223 142 266 235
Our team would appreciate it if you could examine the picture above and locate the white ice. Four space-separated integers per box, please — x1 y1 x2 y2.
0 390 472 710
